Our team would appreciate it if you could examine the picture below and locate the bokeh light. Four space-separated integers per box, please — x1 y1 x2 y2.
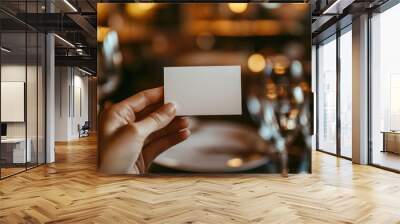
97 26 110 42
248 53 266 73
290 60 303 78
292 86 304 103
247 96 261 115
228 3 248 13
266 82 277 100
261 3 281 9
226 158 243 167
196 32 215 50
274 64 286 75
273 55 290 75
126 3 155 17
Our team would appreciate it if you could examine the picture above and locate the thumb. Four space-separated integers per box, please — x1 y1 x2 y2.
135 103 176 137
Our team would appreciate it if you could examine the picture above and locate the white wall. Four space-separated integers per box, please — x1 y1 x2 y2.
1 65 40 138
55 67 70 141
1 65 26 139
54 67 89 141
72 73 89 138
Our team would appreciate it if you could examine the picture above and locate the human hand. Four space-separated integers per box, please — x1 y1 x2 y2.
98 87 190 174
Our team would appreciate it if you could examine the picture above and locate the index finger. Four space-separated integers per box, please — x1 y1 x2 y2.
119 86 164 114
100 87 164 139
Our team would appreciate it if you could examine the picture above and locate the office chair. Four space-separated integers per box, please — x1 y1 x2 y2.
78 121 90 138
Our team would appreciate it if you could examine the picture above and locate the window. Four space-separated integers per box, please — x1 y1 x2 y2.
370 2 400 171
317 36 337 154
339 27 352 158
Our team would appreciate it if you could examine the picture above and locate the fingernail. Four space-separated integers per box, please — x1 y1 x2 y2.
165 103 176 116
179 129 191 138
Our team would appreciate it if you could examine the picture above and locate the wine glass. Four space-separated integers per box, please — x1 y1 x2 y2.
247 58 311 176
98 30 123 105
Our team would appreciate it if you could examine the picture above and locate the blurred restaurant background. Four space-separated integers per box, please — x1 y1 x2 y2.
97 3 311 174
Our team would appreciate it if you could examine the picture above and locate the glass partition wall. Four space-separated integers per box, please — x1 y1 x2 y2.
0 1 46 179
0 30 27 177
316 26 352 159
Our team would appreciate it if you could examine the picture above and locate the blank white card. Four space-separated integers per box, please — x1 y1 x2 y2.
164 66 242 116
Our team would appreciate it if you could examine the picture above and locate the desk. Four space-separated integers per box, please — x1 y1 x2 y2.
1 138 31 164
382 131 400 154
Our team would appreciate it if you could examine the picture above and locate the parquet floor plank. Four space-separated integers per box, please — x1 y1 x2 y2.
0 135 400 223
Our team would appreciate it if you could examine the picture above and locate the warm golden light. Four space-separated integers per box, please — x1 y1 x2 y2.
228 3 248 13
299 81 310 92
97 4 113 25
274 55 290 68
97 26 110 42
226 158 243 168
274 64 286 75
266 82 277 100
126 3 155 17
188 20 281 37
248 53 266 73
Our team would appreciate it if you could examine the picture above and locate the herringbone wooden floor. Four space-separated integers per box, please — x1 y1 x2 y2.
1 135 400 224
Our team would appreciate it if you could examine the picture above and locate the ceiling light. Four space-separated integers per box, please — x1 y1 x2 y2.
54 34 75 48
322 0 354 15
63 0 78 12
78 67 93 76
1 47 11 53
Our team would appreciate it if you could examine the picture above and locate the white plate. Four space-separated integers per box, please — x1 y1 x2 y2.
154 120 268 172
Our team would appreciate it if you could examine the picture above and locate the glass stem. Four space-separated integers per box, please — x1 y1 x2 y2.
281 147 288 177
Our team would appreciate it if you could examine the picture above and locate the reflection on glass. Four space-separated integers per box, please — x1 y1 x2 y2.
340 29 352 158
1 31 27 177
0 1 46 178
371 4 400 171
317 37 337 154
311 46 317 150
38 32 46 165
27 31 38 169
